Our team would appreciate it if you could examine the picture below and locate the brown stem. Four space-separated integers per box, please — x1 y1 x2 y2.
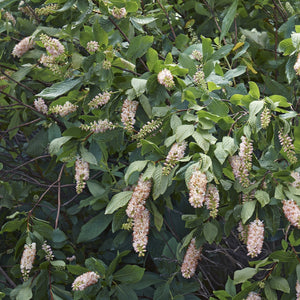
112 65 142 76
156 0 176 40
0 90 36 111
272 0 288 22
55 164 65 229
0 118 41 137
0 266 16 288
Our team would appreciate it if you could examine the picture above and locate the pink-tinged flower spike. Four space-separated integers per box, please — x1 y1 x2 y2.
4 11 16 25
181 238 202 279
20 243 36 281
162 141 187 175
279 129 298 164
112 7 127 19
229 155 242 180
72 271 100 291
42 241 54 261
34 98 48 114
282 199 300 228
12 36 34 58
187 170 207 208
246 292 261 300
40 34 65 57
246 219 264 258
260 107 271 129
121 99 139 132
294 52 300 75
205 184 219 218
35 4 58 16
126 174 152 218
88 92 111 109
237 221 248 244
291 171 300 188
80 119 115 134
49 101 78 117
296 280 300 300
86 41 99 53
238 136 253 187
132 209 150 256
157 69 175 89
191 50 203 61
75 158 89 194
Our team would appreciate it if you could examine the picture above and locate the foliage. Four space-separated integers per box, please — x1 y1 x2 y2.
0 0 300 299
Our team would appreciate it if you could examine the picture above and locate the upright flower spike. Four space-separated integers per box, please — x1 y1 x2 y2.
132 209 150 256
246 292 261 300
42 241 54 261
34 98 48 114
80 119 115 134
157 69 175 89
260 107 271 129
88 91 111 109
238 136 253 187
282 199 300 228
121 99 138 132
162 141 187 175
12 36 34 58
40 34 65 57
279 129 298 164
237 221 248 244
20 243 36 281
75 158 89 194
229 155 242 180
191 50 203 61
72 271 100 291
291 171 300 188
205 184 219 218
246 219 264 258
126 174 152 218
3 11 16 25
133 119 162 146
296 280 300 300
35 4 58 16
49 101 78 117
188 170 207 208
181 238 202 279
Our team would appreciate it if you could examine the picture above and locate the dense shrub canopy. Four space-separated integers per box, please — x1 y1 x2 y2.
0 0 299 299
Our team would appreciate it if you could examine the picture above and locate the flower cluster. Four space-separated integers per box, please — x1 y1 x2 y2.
291 171 300 188
42 241 54 261
49 101 78 117
39 54 61 73
229 155 242 179
260 107 271 129
205 184 220 218
88 92 111 109
3 11 16 25
35 4 58 16
296 280 300 300
18 1 34 17
126 175 152 218
246 219 264 258
121 99 138 132
157 69 175 89
133 119 162 145
112 7 127 19
40 34 65 57
191 50 203 61
72 271 100 291
20 243 36 281
162 141 187 175
132 209 150 256
193 70 207 91
237 221 248 244
279 129 298 164
12 36 34 58
75 157 89 194
102 60 112 70
282 199 300 228
238 136 253 187
34 98 48 114
294 52 300 75
80 119 116 134
188 170 207 208
246 292 261 300
181 238 202 278
86 41 99 53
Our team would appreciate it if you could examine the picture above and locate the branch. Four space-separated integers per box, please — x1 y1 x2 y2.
156 0 176 40
55 164 65 229
0 266 16 288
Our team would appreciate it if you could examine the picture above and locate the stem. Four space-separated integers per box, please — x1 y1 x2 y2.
55 164 65 229
0 266 16 288
156 0 176 40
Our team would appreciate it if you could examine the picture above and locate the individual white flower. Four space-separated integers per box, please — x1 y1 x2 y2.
12 37 34 58
72 271 100 291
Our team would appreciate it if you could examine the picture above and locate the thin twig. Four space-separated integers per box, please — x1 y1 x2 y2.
0 266 16 288
156 0 176 40
55 164 65 229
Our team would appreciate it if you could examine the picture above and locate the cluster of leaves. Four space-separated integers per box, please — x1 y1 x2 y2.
0 0 299 299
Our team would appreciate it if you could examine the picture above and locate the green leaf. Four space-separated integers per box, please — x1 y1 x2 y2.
93 22 108 46
36 78 82 99
86 181 105 197
175 34 189 51
212 44 233 61
105 191 133 215
255 190 270 207
125 161 149 184
127 35 154 61
131 78 147 96
67 265 89 275
269 276 290 293
175 125 194 142
50 260 66 268
278 38 295 55
77 212 112 243
248 100 264 126
146 48 159 71
80 147 98 165
224 66 247 80
203 222 218 244
264 282 277 300
233 267 257 284
220 0 238 41
241 200 256 224
16 287 32 300
150 201 163 231
52 228 67 243
248 81 260 99
201 36 213 61
113 265 145 283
